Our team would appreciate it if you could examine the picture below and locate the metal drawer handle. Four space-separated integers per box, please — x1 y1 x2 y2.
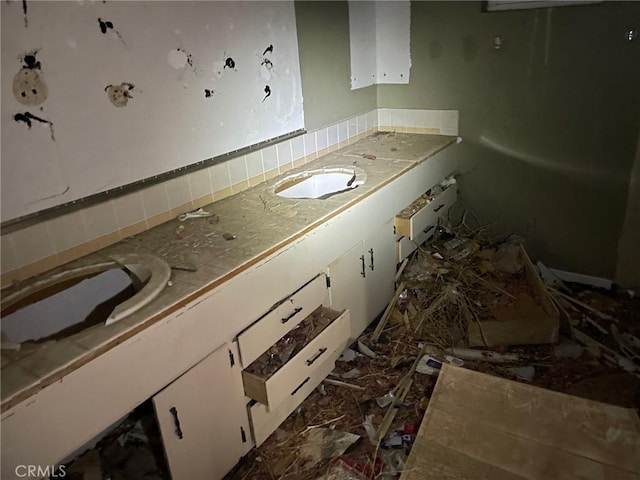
360 255 366 278
281 307 303 324
369 248 375 271
169 407 183 440
306 347 327 366
434 203 445 212
291 376 311 396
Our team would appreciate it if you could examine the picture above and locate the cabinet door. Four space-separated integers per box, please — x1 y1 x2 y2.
327 240 368 340
153 343 250 480
364 219 396 324
328 220 396 340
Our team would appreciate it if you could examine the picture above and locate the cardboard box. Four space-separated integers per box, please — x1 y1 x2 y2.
468 244 559 346
401 365 640 480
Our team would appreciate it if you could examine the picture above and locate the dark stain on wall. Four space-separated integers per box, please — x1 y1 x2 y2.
22 0 28 28
262 85 271 102
262 44 273 56
224 57 236 69
14 51 48 106
97 17 127 48
261 58 273 70
13 111 55 140
21 51 41 70
204 89 215 98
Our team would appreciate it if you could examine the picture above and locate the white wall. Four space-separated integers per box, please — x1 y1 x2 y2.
1 1 304 222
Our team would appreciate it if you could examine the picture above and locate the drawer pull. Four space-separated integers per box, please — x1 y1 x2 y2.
306 347 328 366
281 307 303 324
369 248 375 271
423 225 435 234
434 203 445 212
169 407 183 440
360 255 366 278
291 376 311 396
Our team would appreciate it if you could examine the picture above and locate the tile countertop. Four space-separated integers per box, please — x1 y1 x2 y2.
0 132 457 410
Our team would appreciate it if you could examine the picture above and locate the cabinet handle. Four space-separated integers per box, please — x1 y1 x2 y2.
291 376 311 396
434 203 445 212
369 248 375 271
281 307 303 324
169 407 183 440
306 347 327 366
360 255 366 278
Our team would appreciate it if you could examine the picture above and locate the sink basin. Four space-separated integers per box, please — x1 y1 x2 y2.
274 166 366 199
0 254 170 347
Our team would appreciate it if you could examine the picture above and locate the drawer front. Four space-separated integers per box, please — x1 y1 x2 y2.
395 185 457 241
248 353 336 447
242 308 349 407
396 224 437 263
237 274 328 367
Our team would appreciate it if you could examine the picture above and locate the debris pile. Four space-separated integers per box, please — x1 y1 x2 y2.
225 222 639 480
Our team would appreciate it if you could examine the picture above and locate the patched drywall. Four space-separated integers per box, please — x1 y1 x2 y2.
378 1 640 278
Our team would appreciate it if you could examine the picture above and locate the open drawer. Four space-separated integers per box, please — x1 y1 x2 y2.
236 273 328 368
242 307 349 408
248 352 336 447
395 185 457 241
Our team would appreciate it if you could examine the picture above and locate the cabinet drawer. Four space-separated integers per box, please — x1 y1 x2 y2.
237 274 328 367
396 224 437 263
395 185 457 241
242 307 349 408
248 353 336 447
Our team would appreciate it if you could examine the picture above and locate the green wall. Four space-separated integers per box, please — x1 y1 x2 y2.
377 1 640 278
295 1 377 131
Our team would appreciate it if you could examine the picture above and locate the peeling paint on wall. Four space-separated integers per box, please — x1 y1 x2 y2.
105 83 135 107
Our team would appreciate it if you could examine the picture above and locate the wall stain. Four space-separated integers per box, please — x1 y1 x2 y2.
105 82 135 107
261 58 273 70
224 57 236 69
13 111 55 140
22 0 28 28
204 88 215 98
14 51 47 106
262 44 273 56
262 85 271 102
97 18 127 48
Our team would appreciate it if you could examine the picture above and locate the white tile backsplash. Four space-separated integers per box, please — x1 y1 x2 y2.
11 221 56 264
227 156 248 185
276 141 293 170
262 145 279 173
291 135 305 161
338 121 349 143
366 110 377 131
208 162 231 193
327 124 339 146
141 182 170 218
113 191 146 229
316 128 328 150
378 108 392 127
47 211 89 253
303 132 317 157
165 175 192 210
187 169 213 202
245 151 263 178
1 235 19 273
81 200 119 240
441 110 459 135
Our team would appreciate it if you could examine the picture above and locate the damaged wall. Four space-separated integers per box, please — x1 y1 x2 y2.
377 1 640 280
1 1 304 223
295 1 377 131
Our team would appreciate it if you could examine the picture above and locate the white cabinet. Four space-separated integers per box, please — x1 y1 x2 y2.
328 219 396 340
153 343 251 480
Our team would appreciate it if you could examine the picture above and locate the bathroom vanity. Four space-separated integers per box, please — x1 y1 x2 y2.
1 132 459 479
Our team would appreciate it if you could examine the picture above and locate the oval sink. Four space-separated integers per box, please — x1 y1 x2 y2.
274 166 366 199
0 254 170 347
